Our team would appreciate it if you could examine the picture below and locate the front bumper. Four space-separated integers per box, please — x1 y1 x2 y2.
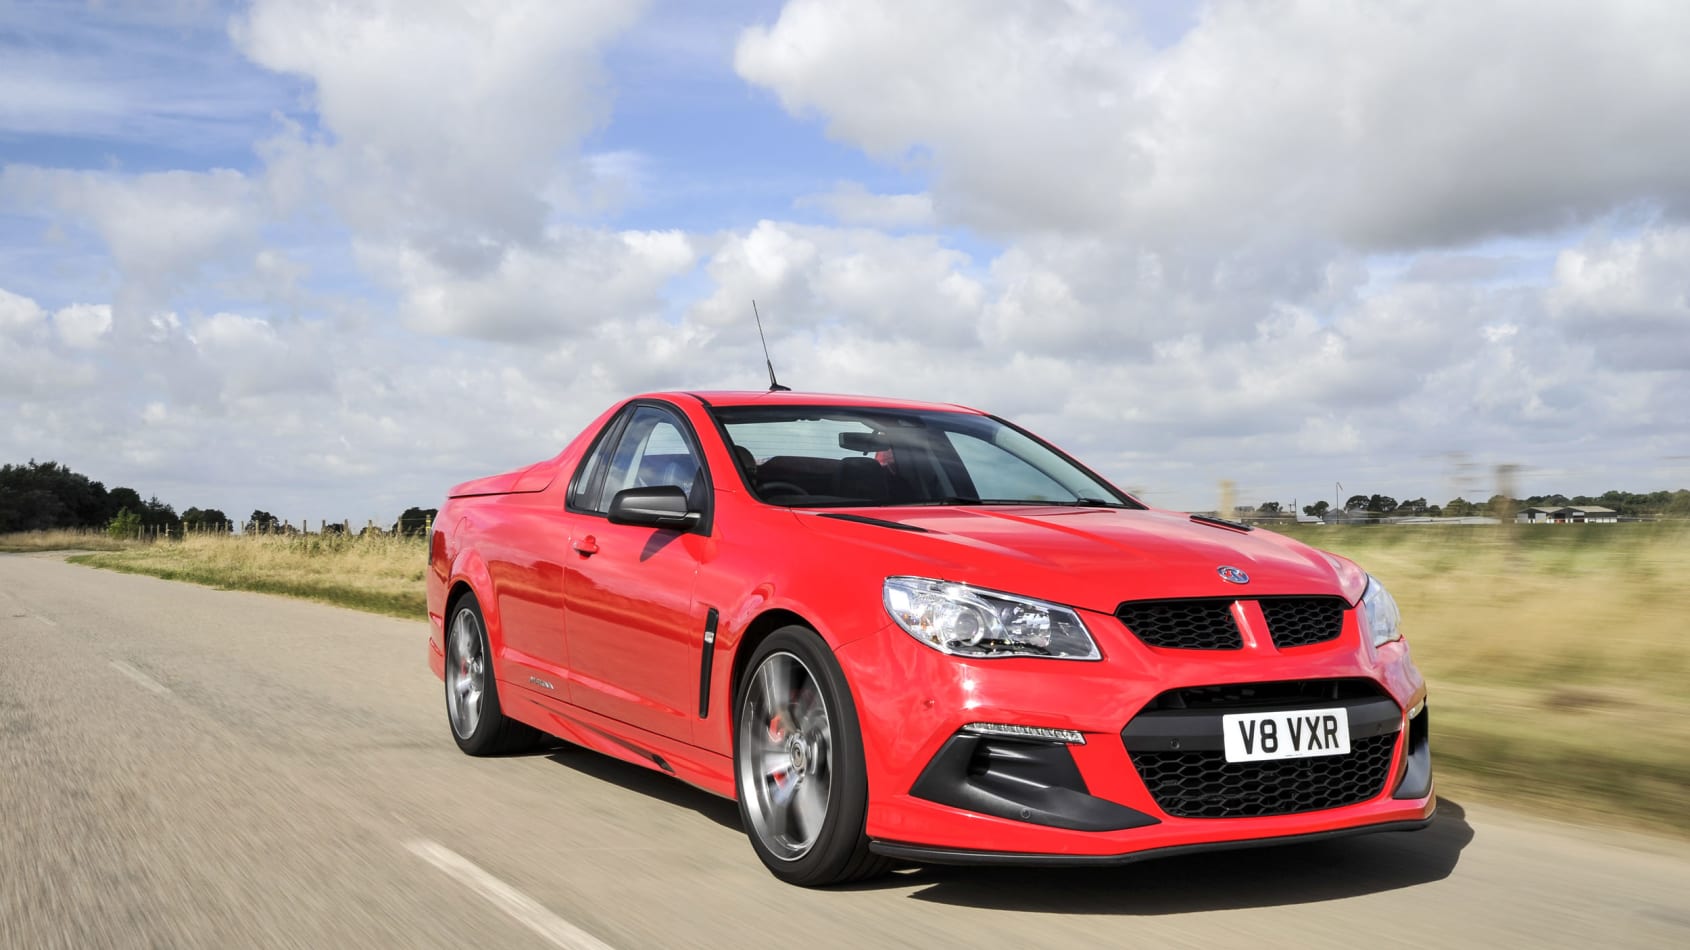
837 604 1434 861
870 814 1436 866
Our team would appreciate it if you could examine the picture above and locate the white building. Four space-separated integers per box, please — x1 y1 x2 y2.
1517 505 1619 524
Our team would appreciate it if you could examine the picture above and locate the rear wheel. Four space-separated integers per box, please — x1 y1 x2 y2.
733 626 889 886
444 593 541 756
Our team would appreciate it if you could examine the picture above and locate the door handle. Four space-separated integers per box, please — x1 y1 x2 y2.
572 536 600 557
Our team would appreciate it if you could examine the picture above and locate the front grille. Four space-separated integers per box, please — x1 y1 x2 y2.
1115 597 1349 651
1115 599 1241 650
1143 679 1385 711
1132 734 1397 818
1260 597 1346 648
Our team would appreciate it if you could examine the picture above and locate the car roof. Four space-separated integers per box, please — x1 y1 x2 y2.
650 390 988 414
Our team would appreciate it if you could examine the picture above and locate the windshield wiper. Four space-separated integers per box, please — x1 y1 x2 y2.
885 497 1128 508
970 498 1129 508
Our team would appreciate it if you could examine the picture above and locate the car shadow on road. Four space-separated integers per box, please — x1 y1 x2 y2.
539 746 743 832
532 742 1473 913
877 798 1474 913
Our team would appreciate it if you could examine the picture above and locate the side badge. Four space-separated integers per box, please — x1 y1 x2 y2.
1217 565 1250 585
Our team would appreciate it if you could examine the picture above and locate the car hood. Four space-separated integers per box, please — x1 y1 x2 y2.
797 506 1356 613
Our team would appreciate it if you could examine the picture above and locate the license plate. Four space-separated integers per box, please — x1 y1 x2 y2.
1222 708 1351 763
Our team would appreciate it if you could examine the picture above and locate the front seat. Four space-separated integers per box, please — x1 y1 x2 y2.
834 456 890 504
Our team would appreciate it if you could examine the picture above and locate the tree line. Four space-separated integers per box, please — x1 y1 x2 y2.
1261 488 1690 519
0 460 437 537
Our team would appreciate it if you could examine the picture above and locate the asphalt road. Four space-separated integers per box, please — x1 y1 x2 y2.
3 554 1687 949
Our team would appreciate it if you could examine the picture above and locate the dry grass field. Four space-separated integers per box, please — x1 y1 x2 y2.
64 531 428 618
11 521 1687 835
0 528 138 553
1277 522 1690 835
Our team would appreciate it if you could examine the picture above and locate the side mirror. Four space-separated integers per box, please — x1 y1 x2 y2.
607 485 700 530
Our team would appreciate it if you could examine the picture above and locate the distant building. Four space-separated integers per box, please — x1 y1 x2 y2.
1517 505 1618 524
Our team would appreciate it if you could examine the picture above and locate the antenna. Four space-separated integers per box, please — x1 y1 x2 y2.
752 300 791 392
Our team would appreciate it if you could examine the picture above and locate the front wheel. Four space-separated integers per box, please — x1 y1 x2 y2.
733 626 889 886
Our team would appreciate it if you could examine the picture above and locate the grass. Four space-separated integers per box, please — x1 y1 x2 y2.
61 531 428 619
1275 522 1690 835
0 527 140 553
11 521 1690 836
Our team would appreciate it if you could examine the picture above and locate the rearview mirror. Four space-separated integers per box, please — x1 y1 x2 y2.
839 431 891 453
608 485 700 530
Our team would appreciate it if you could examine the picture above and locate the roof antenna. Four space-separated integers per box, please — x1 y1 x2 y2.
752 300 791 392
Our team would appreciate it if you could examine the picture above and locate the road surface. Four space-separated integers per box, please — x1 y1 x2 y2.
2 554 1686 949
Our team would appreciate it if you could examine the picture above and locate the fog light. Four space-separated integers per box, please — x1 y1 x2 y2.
962 722 1085 745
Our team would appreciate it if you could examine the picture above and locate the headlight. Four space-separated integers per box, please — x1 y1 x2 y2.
883 577 1100 660
1361 574 1402 647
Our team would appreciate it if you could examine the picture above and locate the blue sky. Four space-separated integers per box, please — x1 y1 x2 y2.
2 0 1688 524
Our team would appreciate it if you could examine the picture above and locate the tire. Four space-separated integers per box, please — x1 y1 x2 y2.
733 626 890 886
444 593 542 756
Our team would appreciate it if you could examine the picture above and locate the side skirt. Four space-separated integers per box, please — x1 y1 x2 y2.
500 687 736 799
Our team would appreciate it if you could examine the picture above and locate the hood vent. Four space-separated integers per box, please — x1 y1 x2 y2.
1190 513 1254 532
815 513 929 533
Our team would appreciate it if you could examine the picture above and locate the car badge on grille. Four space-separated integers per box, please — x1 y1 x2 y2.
1217 565 1250 584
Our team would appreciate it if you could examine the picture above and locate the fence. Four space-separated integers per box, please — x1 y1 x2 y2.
110 517 434 542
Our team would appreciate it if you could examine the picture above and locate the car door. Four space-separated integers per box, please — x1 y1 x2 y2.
490 424 625 702
564 402 712 743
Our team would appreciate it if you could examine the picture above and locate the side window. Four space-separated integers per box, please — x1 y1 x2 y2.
580 406 704 514
567 420 622 510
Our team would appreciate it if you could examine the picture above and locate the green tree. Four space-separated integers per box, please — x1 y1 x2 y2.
0 459 113 530
1303 500 1330 518
183 507 232 533
107 508 142 539
394 506 438 537
1666 490 1690 518
1344 494 1370 510
247 510 279 533
106 486 143 519
139 497 180 537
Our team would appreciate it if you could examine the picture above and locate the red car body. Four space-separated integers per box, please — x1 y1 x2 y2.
427 390 1433 882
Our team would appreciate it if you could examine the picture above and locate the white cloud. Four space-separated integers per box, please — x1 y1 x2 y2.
739 0 1690 247
0 287 99 398
0 166 259 315
52 303 112 349
737 0 1149 234
236 0 648 263
0 286 45 337
796 182 934 229
374 227 696 342
187 312 334 399
689 220 985 346
1549 227 1690 368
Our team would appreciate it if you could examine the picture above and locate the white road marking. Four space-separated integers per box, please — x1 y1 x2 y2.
35 614 57 626
109 660 171 695
403 839 615 950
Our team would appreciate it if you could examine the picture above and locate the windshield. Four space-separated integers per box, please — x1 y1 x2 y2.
712 405 1140 509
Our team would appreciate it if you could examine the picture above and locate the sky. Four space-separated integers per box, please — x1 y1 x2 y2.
2 0 1688 524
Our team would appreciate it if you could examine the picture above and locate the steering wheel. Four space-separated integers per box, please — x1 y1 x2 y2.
757 481 808 498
